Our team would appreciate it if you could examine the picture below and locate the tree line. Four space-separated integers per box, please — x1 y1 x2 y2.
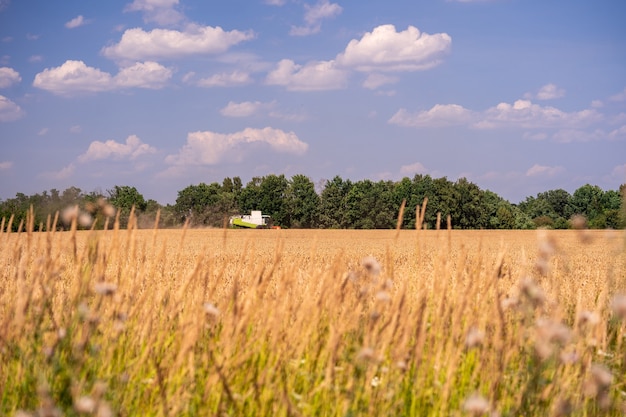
1 175 624 231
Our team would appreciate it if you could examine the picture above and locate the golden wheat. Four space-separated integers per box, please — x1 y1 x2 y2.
1 224 625 416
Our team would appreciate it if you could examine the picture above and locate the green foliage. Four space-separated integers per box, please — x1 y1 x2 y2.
1 179 624 230
318 176 352 228
286 174 320 228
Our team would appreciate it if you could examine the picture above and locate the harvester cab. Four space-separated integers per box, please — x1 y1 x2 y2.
229 210 273 229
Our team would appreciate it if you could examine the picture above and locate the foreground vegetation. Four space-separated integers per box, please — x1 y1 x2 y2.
1 175 624 231
1 210 626 416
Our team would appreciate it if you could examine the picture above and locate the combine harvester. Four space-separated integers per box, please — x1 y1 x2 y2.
229 210 279 229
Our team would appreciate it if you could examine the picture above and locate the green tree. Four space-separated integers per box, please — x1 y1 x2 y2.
518 189 573 229
108 185 147 228
108 186 147 212
258 174 290 227
238 177 263 214
571 184 604 228
174 182 226 226
599 189 622 229
318 176 352 228
451 178 486 229
344 179 396 229
286 174 320 228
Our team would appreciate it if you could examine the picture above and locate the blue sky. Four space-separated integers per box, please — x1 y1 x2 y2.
0 0 625 205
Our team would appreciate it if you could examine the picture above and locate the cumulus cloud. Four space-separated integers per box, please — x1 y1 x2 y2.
389 104 473 127
197 70 252 87
266 59 347 91
551 128 607 143
101 26 254 61
33 61 113 94
609 87 626 102
591 100 604 108
45 163 76 180
608 125 626 140
0 94 24 121
32 60 172 95
115 61 173 89
336 24 451 72
220 100 307 121
220 101 268 117
474 99 602 129
0 67 21 87
165 127 308 166
268 24 450 92
363 73 398 89
610 164 626 180
290 0 342 36
400 162 428 175
526 164 564 177
0 161 12 170
78 135 156 163
124 0 184 25
524 83 565 100
390 97 613 143
65 15 89 29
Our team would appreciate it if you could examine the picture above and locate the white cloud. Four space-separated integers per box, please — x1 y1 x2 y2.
591 100 604 108
526 164 564 177
115 61 173 89
552 128 606 143
336 24 451 72
0 161 12 170
389 104 473 127
220 100 307 121
266 59 347 91
29 55 43 63
45 163 76 180
70 125 82 133
165 127 309 166
33 60 113 94
220 100 268 117
265 0 286 5
124 0 184 25
65 15 89 29
32 60 172 95
524 83 565 100
38 127 49 136
363 73 398 89
0 67 21 87
610 164 626 180
290 0 342 36
78 135 156 163
197 71 252 87
474 99 602 129
522 131 548 141
0 94 24 121
609 87 626 102
101 26 254 61
400 162 428 175
608 125 626 140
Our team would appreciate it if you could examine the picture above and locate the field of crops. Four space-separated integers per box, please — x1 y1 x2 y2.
1 222 626 416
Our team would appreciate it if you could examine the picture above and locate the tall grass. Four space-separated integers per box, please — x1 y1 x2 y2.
1 210 625 416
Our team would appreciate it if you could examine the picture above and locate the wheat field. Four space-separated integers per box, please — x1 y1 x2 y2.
1 218 625 416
